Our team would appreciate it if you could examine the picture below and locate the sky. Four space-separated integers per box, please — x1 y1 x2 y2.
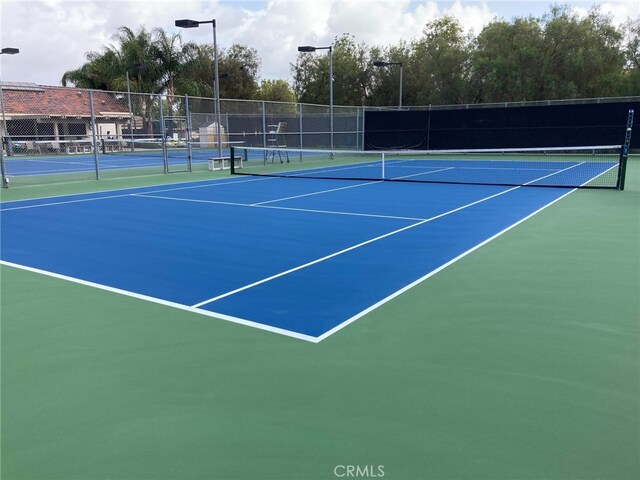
1 0 638 87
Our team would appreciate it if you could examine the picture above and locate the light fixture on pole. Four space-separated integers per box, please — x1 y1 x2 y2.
0 47 20 188
373 61 403 110
176 18 223 157
298 45 333 150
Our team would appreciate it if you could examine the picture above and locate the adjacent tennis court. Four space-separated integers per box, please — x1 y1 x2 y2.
2 144 231 177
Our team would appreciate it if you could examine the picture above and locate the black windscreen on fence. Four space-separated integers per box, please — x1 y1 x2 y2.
364 101 640 151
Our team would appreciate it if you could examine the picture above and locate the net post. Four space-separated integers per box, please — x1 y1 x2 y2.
0 143 8 188
617 109 634 191
617 147 628 191
230 146 236 174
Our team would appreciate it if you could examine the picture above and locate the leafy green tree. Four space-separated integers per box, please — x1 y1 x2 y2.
59 6 638 108
151 28 197 98
408 16 475 105
472 17 545 102
61 26 262 100
332 34 373 105
112 27 163 95
292 44 333 104
175 43 217 98
163 43 261 100
620 18 640 95
61 49 123 90
62 26 184 96
219 44 261 100
368 43 410 107
292 34 372 106
256 79 296 102
539 6 625 99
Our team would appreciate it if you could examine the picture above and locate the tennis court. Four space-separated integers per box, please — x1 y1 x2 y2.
0 152 613 341
2 144 231 178
1 152 638 479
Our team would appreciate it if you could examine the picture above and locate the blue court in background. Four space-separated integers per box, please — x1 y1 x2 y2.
2 148 225 176
1 174 575 341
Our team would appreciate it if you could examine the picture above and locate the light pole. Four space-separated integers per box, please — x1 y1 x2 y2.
0 47 19 188
298 45 333 150
373 61 403 110
176 18 223 158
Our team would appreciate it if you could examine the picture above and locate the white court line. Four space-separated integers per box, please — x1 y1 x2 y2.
132 193 427 221
130 175 276 196
315 187 578 341
0 260 318 343
524 161 585 184
0 172 272 206
389 161 587 183
0 175 275 212
316 162 595 340
18 159 95 166
581 162 620 185
191 185 520 309
8 167 95 175
0 193 137 211
387 163 560 172
130 193 248 207
392 166 456 180
267 160 381 178
251 180 381 205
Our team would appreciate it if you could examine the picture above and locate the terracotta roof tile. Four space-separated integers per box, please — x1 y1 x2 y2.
2 85 129 117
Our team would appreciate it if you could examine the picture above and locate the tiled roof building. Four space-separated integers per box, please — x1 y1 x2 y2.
1 82 129 118
0 83 133 151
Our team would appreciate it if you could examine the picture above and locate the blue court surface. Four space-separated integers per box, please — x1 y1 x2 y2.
3 148 222 177
1 175 575 341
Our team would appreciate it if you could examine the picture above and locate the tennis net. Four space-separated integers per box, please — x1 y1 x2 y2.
229 145 626 189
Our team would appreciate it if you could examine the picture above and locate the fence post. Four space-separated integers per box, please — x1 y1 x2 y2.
261 100 267 164
88 90 100 180
0 140 7 188
127 77 136 151
0 89 7 185
159 97 168 174
299 103 303 151
0 81 12 157
185 94 193 173
360 105 366 150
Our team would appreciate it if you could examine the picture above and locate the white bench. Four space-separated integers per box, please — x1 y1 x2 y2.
208 156 243 171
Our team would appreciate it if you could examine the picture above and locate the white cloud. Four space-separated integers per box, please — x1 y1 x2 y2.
0 0 637 87
593 1 639 24
446 1 496 35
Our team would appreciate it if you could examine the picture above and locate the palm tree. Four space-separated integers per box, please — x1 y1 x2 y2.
151 28 198 99
61 49 123 90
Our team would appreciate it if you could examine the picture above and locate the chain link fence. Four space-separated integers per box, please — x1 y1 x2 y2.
365 95 640 111
0 83 364 187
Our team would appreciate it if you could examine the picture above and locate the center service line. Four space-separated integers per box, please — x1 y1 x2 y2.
191 184 521 309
